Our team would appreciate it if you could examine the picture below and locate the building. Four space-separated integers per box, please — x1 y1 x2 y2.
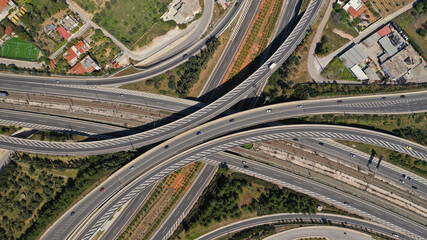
5 26 11 36
59 15 79 32
57 26 71 40
381 46 427 81
0 0 13 22
378 36 398 57
161 0 202 24
70 55 100 75
363 32 380 48
63 40 91 66
377 25 391 37
339 44 368 68
342 0 365 18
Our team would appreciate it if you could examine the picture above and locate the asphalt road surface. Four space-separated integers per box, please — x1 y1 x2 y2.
264 226 373 240
0 90 425 155
56 124 427 240
196 214 397 240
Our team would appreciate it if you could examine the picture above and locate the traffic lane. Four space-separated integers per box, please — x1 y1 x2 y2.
0 94 426 156
100 184 156 240
0 109 128 136
77 126 427 240
205 154 424 239
0 0 244 86
196 213 396 240
299 138 427 196
150 165 217 240
0 80 198 113
201 0 261 100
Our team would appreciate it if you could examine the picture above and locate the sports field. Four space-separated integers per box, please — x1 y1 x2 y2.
0 38 40 61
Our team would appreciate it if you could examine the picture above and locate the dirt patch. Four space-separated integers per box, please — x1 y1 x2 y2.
332 29 353 40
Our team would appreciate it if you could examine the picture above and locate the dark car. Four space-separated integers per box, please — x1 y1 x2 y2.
381 97 386 100
243 165 249 169
229 119 234 122
337 100 343 104
196 131 201 135
412 185 417 190
344 202 349 205
0 91 8 97
164 145 169 149
100 187 104 192
318 142 324 145
70 211 75 216
400 95 405 98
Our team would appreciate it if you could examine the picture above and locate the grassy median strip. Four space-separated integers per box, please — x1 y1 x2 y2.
119 162 203 240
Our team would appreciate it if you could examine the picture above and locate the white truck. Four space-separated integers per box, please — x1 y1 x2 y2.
268 62 276 69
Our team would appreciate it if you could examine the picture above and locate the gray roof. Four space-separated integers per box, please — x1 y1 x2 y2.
378 36 398 56
339 44 368 68
363 32 380 48
364 67 380 80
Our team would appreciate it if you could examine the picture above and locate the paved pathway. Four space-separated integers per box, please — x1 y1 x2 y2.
264 226 374 240
307 0 415 83
66 0 213 62
0 58 44 69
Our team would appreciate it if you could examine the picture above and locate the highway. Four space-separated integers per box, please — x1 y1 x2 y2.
67 125 426 240
196 213 399 240
0 90 426 155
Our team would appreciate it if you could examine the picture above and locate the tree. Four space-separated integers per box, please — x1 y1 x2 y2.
416 28 427 37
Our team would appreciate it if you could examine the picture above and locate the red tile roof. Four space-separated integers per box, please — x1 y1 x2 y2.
64 48 77 63
377 25 392 37
5 27 11 36
50 60 56 70
70 62 87 75
348 6 365 18
57 26 71 39
0 0 9 13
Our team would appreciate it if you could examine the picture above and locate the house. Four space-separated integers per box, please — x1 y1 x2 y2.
63 40 91 66
161 0 202 24
377 25 391 37
342 0 365 18
70 55 101 75
57 26 71 40
5 26 11 36
59 15 79 32
0 0 13 22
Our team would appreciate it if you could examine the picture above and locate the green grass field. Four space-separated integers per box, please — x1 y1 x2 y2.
0 38 40 61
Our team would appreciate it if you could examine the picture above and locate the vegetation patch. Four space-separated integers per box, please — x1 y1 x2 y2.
393 1 427 59
30 130 88 142
92 0 174 49
0 125 21 135
120 38 220 98
321 57 357 81
317 4 358 56
170 168 322 240
371 0 412 16
119 162 202 240
0 150 144 239
337 140 427 177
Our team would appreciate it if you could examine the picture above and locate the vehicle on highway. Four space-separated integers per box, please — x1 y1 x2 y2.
0 91 8 97
164 145 169 149
399 179 405 183
402 174 406 178
406 176 412 181
392 233 399 238
381 97 386 100
405 145 412 150
183 54 188 58
55 80 60 83
350 153 356 158
120 94 124 97
296 105 303 108
292 138 298 141
243 165 249 169
337 100 343 104
70 211 75 216
196 131 201 135
229 119 234 122
242 161 247 165
400 95 405 98
252 83 256 88
266 109 272 113
343 202 349 205
268 62 277 69
318 142 324 145
412 185 417 190
130 166 135 170
100 187 104 192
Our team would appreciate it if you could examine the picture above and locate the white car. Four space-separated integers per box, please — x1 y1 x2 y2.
266 109 272 113
350 153 356 158
296 105 303 108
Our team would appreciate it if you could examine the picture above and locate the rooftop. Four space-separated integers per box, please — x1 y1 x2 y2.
378 36 398 57
340 44 368 68
57 26 71 39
